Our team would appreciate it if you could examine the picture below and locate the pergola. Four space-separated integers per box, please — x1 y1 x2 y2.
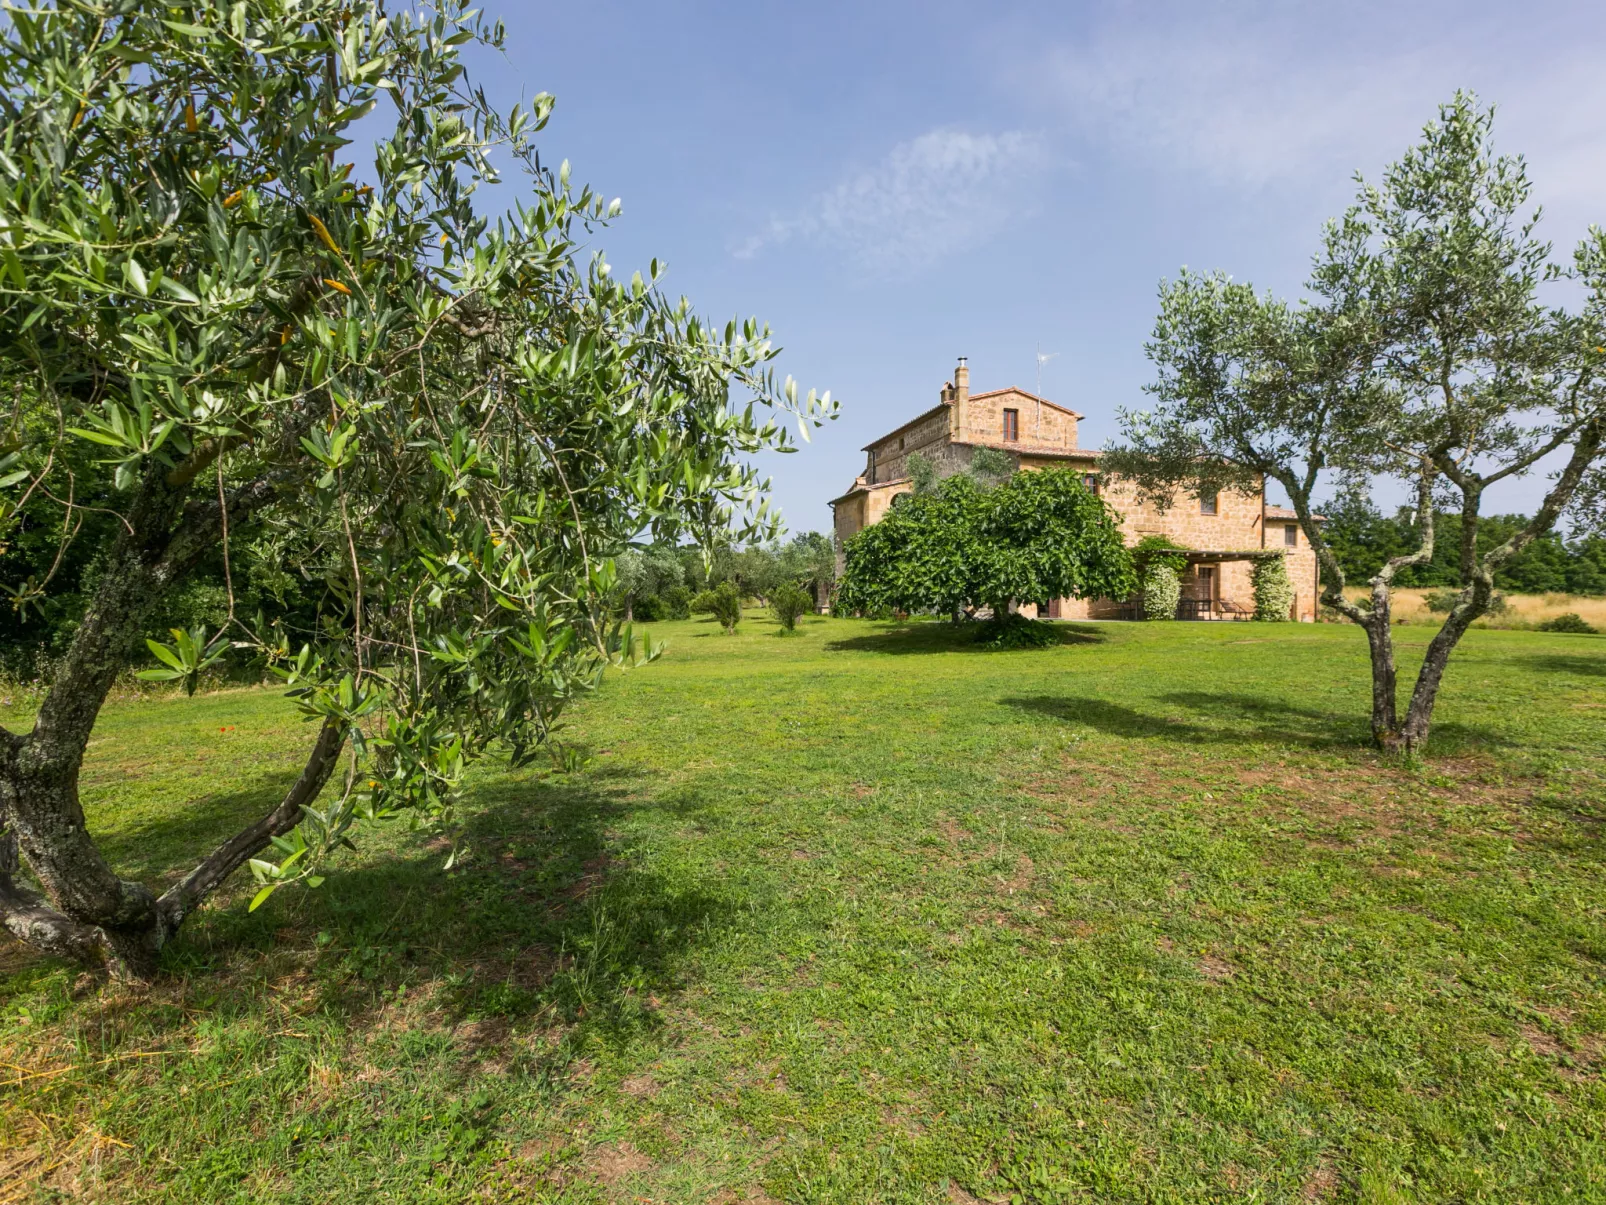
1176 548 1287 619
1181 549 1286 564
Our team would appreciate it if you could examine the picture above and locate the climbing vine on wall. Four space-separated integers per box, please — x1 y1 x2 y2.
1252 556 1296 621
1141 563 1181 620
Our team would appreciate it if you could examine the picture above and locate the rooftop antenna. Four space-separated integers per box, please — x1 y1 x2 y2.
1035 345 1059 440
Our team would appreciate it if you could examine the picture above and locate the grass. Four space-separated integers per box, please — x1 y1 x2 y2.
2 613 1604 1203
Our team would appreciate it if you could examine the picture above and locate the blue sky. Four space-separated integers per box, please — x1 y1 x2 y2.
456 0 1606 536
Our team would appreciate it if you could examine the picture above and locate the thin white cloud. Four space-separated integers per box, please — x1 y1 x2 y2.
735 127 1049 273
1029 0 1606 227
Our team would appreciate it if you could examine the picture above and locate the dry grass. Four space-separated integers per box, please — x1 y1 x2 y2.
1343 587 1606 628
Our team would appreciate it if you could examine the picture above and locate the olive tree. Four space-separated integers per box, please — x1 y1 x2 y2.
1107 94 1606 753
0 0 833 978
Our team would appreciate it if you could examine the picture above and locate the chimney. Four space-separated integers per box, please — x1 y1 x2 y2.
950 357 970 438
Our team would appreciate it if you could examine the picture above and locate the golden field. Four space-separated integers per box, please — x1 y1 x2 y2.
1339 586 1606 628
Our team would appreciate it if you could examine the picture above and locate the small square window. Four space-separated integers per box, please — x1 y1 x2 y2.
1284 523 1298 547
1003 409 1019 442
1200 491 1218 516
1082 473 1099 495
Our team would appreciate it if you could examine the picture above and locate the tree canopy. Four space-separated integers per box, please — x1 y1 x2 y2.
1107 93 1606 752
835 469 1134 620
0 0 832 977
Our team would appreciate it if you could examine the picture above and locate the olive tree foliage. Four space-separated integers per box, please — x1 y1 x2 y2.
836 469 1134 620
1105 94 1606 753
0 0 833 978
614 544 685 621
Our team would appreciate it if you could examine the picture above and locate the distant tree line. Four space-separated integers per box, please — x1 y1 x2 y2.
613 532 835 623
1321 490 1606 595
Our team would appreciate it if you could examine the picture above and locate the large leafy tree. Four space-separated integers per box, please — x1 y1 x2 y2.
1107 94 1606 753
0 0 832 978
836 469 1133 619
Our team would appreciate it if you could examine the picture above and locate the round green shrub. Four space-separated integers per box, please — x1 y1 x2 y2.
768 581 812 632
1537 612 1597 634
1426 589 1508 615
661 585 692 620
709 581 743 633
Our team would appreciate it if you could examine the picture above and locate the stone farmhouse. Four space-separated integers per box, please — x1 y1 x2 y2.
829 358 1321 621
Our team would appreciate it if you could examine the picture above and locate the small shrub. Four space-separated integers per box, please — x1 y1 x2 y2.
690 589 717 615
632 593 665 622
973 612 1058 648
1537 612 1597 634
769 581 812 632
1140 563 1180 621
708 581 742 633
1425 589 1508 615
661 585 692 620
1132 535 1186 621
1251 556 1295 621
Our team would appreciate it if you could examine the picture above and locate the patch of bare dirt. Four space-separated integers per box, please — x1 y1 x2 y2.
456 1015 509 1053
946 1184 1008 1205
997 853 1033 894
561 854 612 903
619 1071 659 1099
585 1140 651 1186
710 1189 784 1205
516 1133 566 1161
1520 1024 1566 1058
1198 956 1235 982
1301 1164 1340 1201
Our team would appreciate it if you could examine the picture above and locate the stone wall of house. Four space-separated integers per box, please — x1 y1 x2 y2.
962 388 1080 451
1100 479 1263 549
865 405 952 485
832 479 914 575
1047 480 1323 622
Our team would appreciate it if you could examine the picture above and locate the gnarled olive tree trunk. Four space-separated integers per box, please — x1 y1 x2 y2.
0 465 341 980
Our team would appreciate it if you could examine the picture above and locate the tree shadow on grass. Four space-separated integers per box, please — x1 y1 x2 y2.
1003 691 1508 754
827 620 1106 656
3 757 743 1079
88 771 306 886
1508 651 1606 678
1003 693 1360 748
150 760 741 1049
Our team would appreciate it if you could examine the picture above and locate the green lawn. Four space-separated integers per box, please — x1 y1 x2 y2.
3 615 1604 1203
